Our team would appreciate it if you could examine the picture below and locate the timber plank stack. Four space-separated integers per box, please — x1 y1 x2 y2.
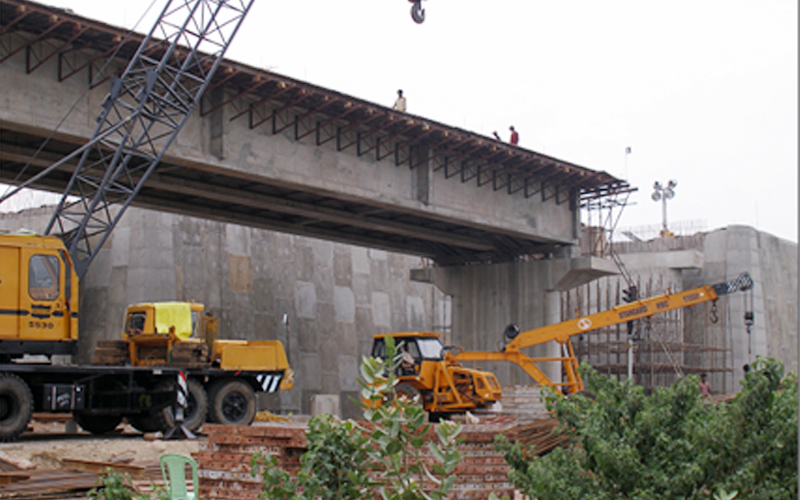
92 340 129 365
507 418 568 455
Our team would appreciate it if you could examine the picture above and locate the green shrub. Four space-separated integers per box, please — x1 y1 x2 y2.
252 336 487 500
87 468 171 500
497 356 798 500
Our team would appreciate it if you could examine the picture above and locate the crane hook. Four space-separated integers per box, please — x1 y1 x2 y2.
710 300 719 324
410 0 425 23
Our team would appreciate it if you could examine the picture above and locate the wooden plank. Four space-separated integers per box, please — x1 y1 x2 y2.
0 472 31 486
61 458 147 479
0 452 34 471
0 470 98 498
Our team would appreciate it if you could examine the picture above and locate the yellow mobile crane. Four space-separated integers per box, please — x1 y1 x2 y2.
448 272 754 394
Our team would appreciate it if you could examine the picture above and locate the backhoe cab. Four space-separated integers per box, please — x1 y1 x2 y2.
371 332 502 416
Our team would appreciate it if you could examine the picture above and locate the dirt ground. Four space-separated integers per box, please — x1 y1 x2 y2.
0 416 201 470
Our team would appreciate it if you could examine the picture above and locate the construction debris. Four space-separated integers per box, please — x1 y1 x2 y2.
0 453 35 471
254 410 292 423
0 468 99 499
506 418 569 456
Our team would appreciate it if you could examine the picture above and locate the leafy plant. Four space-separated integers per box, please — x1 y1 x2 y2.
497 356 797 500
252 413 372 500
713 489 738 500
252 336 470 500
87 468 170 500
87 469 146 500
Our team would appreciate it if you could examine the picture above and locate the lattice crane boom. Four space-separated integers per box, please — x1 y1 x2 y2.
42 0 255 279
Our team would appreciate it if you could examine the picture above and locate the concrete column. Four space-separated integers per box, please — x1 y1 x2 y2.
542 289 563 384
416 254 618 386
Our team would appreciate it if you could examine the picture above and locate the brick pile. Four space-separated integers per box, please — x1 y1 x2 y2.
196 422 309 499
196 419 519 500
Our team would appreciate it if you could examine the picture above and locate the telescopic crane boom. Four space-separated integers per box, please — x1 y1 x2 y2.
450 272 754 394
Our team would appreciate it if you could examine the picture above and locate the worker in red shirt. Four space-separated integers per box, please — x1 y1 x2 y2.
509 126 519 145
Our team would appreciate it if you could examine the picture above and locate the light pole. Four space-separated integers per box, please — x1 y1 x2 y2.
652 180 677 237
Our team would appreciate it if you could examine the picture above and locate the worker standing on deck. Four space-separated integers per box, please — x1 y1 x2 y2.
494 127 520 145
509 126 519 145
393 90 407 112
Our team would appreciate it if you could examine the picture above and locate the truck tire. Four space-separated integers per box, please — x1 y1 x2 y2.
126 412 162 433
393 382 421 404
73 412 123 435
161 378 207 432
0 373 34 442
208 379 256 426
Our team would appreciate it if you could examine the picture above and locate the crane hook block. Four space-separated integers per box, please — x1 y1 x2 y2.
410 0 425 23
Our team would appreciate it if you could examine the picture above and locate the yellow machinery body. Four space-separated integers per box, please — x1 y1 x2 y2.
0 234 80 355
123 302 293 390
451 273 753 395
371 332 502 414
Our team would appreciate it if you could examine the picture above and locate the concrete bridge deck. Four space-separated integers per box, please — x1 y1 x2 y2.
0 0 631 265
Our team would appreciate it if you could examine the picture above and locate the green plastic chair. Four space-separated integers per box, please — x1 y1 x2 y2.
159 453 198 500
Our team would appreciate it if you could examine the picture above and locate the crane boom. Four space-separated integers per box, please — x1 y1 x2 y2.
452 272 754 393
0 0 426 279
39 0 255 279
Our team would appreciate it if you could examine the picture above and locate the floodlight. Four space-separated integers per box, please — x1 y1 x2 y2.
652 179 678 237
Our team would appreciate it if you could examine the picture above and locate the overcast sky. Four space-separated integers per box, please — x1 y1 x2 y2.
4 0 798 243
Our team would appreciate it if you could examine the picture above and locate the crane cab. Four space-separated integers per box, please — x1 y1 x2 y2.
0 234 79 360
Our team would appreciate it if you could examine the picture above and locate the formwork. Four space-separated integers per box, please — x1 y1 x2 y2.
562 268 732 394
574 201 736 393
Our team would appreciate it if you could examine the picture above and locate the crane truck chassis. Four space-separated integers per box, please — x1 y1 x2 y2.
0 233 292 442
0 362 179 442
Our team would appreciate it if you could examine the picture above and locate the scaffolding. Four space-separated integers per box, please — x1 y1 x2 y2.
561 262 732 393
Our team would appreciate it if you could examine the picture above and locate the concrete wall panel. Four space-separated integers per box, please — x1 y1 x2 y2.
1 204 448 417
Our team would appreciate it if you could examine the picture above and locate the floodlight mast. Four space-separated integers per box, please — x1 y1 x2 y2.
652 180 677 237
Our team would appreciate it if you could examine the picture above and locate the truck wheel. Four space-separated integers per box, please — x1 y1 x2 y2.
126 412 162 433
0 374 34 442
156 379 208 432
208 379 256 426
393 382 421 404
73 412 123 435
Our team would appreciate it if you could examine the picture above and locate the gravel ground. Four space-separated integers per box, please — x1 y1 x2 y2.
0 418 201 470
